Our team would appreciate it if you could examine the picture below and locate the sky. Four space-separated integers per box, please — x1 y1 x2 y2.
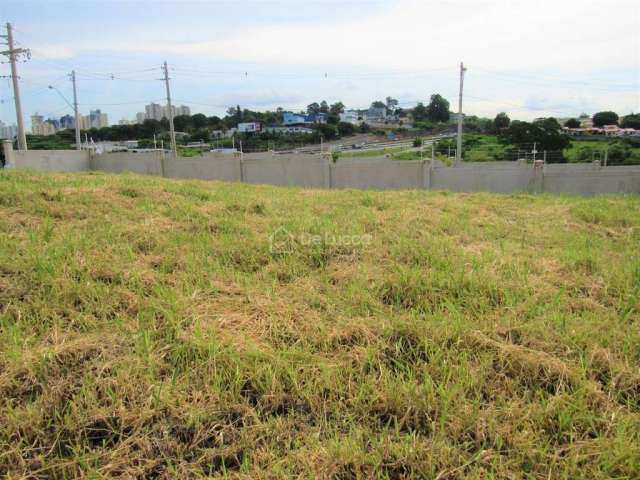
1 0 639 128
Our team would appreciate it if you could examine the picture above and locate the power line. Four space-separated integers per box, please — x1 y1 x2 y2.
169 65 455 80
471 66 638 91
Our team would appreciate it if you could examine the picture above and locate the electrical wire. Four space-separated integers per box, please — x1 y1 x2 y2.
471 66 638 91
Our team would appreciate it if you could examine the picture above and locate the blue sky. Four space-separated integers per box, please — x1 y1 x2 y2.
1 0 639 128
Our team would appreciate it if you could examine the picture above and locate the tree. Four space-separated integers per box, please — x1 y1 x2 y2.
329 102 345 115
307 102 321 115
565 118 581 128
536 117 561 130
319 101 329 114
621 114 640 130
412 102 427 121
140 119 162 138
173 115 192 132
191 113 208 129
326 102 345 125
499 120 571 153
493 112 510 130
426 94 450 123
226 105 242 123
191 128 210 142
386 96 398 113
337 121 355 137
592 111 619 127
314 123 338 140
371 100 386 109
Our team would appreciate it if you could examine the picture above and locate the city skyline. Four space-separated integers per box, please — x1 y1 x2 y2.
1 0 638 129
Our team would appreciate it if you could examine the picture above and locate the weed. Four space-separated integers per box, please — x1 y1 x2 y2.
0 170 638 478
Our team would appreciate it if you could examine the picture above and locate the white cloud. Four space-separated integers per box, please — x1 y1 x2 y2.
6 0 639 123
106 0 638 73
30 46 75 60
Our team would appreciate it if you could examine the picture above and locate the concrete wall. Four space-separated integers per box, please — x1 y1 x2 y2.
431 161 536 193
3 143 639 195
332 158 426 190
164 154 241 181
242 154 327 187
543 164 640 195
11 150 90 172
91 152 163 176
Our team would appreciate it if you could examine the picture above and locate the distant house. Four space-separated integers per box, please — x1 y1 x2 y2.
366 106 387 122
602 125 639 136
264 126 314 134
283 112 306 125
238 122 261 133
306 112 327 124
339 110 361 125
283 112 327 125
579 115 593 128
563 125 639 137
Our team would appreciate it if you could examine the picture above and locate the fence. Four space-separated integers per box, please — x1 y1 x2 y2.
3 141 639 195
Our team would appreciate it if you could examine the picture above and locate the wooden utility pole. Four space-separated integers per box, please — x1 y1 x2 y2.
455 61 466 165
162 61 177 158
1 23 30 150
71 71 81 150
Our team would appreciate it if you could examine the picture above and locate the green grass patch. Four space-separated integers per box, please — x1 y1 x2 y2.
0 171 639 478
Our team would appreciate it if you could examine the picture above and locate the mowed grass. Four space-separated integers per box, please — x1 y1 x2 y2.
0 170 639 479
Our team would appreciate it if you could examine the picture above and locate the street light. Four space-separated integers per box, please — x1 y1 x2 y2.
48 85 73 110
48 84 81 150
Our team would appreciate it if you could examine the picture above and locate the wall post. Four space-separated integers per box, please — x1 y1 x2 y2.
422 160 431 190
2 140 15 168
324 156 333 188
532 159 544 194
238 154 245 182
159 149 166 177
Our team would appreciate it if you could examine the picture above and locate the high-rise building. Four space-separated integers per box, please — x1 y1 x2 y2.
176 105 191 116
0 121 18 140
88 109 109 128
161 104 176 120
145 103 163 121
31 113 44 129
46 118 60 130
137 103 191 123
59 114 75 129
31 113 55 136
78 115 90 130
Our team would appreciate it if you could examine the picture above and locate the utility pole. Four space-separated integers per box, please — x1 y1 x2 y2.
162 61 177 158
1 23 30 151
455 61 466 165
71 70 81 150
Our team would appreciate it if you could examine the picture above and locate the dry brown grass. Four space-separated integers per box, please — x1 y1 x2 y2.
0 170 638 478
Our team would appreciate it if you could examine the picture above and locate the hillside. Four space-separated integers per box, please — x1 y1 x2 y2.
0 170 639 478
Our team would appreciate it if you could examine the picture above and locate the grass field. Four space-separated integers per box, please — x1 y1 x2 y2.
339 146 409 159
1 170 639 478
